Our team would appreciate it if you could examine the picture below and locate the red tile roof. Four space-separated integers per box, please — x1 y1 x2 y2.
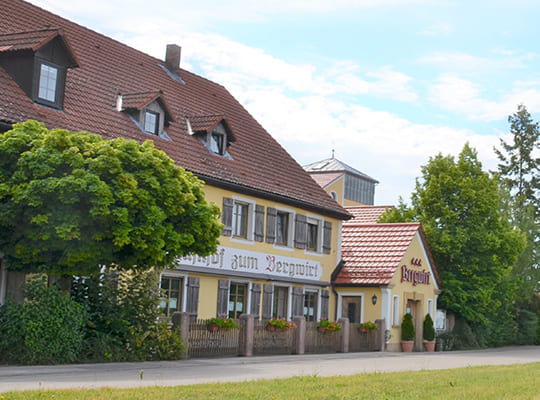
335 207 441 287
345 206 393 224
0 0 350 220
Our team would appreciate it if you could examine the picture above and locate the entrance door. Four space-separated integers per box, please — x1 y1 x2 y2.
342 296 362 323
406 299 421 351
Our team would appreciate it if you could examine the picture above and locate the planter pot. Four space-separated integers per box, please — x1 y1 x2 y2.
318 326 326 333
207 323 219 332
358 327 368 333
423 340 436 352
266 325 276 332
401 340 414 352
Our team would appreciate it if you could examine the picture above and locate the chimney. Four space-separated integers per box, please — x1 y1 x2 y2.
165 44 181 75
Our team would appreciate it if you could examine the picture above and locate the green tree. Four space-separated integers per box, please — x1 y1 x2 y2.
0 120 222 276
381 144 526 332
494 104 540 301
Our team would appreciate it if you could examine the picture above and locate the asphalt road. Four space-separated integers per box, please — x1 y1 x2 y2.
0 346 538 393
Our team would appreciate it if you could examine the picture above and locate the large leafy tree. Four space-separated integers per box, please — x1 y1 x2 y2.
0 120 222 276
380 144 526 327
494 104 540 300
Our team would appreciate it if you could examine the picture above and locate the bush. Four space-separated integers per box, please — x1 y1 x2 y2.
423 314 436 341
0 276 86 364
515 309 538 345
72 267 186 362
401 313 415 341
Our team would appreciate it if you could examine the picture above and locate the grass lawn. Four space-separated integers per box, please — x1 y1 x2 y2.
2 362 539 400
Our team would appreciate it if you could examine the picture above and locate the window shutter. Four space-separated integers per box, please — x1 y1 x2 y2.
186 277 200 319
294 214 307 249
266 207 277 244
254 204 265 242
262 284 273 320
222 197 233 236
250 283 261 319
217 279 230 317
323 221 332 254
291 286 303 317
320 289 330 320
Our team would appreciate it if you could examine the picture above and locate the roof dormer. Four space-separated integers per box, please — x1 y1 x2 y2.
186 115 236 158
0 28 79 110
118 90 176 139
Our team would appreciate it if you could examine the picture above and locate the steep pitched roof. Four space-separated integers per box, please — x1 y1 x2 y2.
0 0 350 220
304 157 379 183
310 171 343 189
335 207 441 288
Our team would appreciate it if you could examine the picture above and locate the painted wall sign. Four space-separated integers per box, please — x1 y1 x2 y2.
401 265 430 286
410 258 422 266
175 246 322 282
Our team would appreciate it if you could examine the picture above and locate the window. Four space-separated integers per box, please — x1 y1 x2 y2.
276 211 289 245
303 291 318 321
307 222 318 251
342 295 363 323
160 277 183 317
392 295 400 326
228 283 247 319
144 111 159 135
233 202 249 238
272 286 288 319
210 132 225 155
38 63 58 102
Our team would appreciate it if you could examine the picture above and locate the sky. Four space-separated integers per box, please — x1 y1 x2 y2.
29 0 540 206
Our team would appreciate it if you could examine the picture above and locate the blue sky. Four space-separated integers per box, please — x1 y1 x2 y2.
29 0 540 205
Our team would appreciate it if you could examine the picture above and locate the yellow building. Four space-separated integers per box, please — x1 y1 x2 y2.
0 0 352 323
334 206 442 351
304 157 379 207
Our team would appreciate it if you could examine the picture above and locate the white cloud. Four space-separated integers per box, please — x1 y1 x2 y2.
429 74 540 121
418 22 454 36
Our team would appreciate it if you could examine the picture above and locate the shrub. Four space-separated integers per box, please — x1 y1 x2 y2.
423 314 436 341
0 276 86 364
515 309 538 345
401 313 415 341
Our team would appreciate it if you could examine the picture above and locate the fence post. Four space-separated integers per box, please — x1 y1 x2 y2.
338 317 350 353
172 311 190 343
293 316 305 355
240 314 254 357
375 319 386 351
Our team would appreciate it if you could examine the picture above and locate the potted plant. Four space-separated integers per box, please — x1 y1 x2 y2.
423 313 436 352
266 318 296 331
317 318 342 332
401 313 415 352
207 316 240 332
358 321 378 333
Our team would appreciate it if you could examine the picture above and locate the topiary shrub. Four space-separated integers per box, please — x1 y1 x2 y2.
401 313 415 341
0 276 86 364
423 313 436 341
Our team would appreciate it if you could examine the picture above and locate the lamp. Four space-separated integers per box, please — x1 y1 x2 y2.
372 294 377 305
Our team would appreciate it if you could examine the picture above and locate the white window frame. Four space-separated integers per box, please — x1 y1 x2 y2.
303 287 320 322
38 62 58 103
272 284 292 320
274 206 295 249
337 292 364 323
305 214 324 255
392 295 400 327
231 196 255 243
228 280 251 319
159 271 188 315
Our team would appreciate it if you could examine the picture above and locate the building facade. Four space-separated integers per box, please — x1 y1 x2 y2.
0 0 351 322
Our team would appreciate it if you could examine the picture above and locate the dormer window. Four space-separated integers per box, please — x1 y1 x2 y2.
0 29 80 110
38 63 58 102
118 91 176 139
186 115 236 158
144 110 159 135
210 131 225 155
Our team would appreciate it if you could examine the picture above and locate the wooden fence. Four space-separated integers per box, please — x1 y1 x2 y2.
173 314 385 359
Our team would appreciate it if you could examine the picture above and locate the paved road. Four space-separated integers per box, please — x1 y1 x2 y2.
0 346 538 393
